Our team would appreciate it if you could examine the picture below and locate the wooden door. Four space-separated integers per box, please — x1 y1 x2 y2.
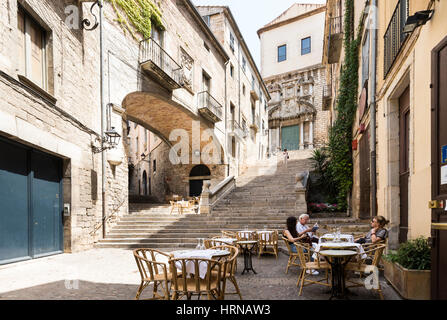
399 87 410 244
281 125 300 151
431 36 447 300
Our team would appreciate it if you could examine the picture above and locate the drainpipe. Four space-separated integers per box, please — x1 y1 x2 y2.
369 0 378 218
99 0 107 238
224 60 229 177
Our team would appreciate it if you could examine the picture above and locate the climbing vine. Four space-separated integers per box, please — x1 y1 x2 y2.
106 0 164 40
326 0 365 211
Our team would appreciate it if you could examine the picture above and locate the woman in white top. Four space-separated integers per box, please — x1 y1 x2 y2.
283 149 289 168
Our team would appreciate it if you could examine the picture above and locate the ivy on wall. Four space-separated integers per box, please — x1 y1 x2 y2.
326 0 365 211
106 0 164 40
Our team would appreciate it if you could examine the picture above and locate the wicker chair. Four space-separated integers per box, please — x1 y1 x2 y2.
133 248 173 300
221 230 237 238
169 201 181 215
258 230 278 258
345 243 387 299
282 236 300 274
210 245 242 300
204 238 233 249
236 231 259 255
169 257 223 300
295 242 331 296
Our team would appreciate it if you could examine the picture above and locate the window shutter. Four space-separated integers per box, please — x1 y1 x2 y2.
28 19 44 87
17 9 26 75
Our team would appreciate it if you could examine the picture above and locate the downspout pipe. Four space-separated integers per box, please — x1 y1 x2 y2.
369 0 378 218
224 60 229 177
99 0 107 239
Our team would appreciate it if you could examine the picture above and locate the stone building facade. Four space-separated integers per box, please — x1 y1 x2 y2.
196 6 271 176
258 4 330 154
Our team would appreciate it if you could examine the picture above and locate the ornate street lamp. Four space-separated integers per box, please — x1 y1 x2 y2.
91 127 121 153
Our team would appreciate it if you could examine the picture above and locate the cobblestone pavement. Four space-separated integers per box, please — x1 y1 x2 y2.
0 249 401 300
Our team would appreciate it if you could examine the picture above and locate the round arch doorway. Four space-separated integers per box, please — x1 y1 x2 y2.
189 165 211 197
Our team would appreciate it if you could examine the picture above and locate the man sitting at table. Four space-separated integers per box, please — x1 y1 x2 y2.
296 214 319 244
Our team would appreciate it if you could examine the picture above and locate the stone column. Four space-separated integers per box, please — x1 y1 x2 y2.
299 123 304 150
309 121 314 149
199 181 211 215
295 173 307 213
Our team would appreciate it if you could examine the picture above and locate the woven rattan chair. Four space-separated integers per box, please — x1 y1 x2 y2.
169 201 181 215
258 230 278 258
204 238 233 249
210 245 242 300
295 242 331 296
133 248 173 300
169 257 223 300
345 243 386 299
282 236 300 274
221 230 237 238
236 230 259 255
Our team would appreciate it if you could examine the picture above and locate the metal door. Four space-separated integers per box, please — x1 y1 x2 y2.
0 137 63 264
281 125 300 151
0 139 30 264
31 150 63 257
431 36 447 300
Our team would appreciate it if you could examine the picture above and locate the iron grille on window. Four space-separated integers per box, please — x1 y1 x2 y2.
384 0 409 77
330 16 342 35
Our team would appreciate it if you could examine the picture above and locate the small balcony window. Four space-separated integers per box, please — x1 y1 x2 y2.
301 37 311 55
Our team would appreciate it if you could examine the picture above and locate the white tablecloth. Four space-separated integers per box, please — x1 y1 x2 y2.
313 242 367 260
172 249 229 279
319 234 355 244
256 231 274 241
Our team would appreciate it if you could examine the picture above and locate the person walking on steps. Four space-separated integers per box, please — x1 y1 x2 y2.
283 148 289 168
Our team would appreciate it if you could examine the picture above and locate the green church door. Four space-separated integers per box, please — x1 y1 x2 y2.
281 125 300 151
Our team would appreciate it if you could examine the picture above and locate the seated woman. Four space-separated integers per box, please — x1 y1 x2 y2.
283 216 307 253
355 215 389 244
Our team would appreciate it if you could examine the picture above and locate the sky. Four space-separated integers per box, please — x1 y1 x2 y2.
192 0 327 70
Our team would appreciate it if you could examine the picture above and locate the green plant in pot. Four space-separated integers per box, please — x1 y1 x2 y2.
383 237 431 299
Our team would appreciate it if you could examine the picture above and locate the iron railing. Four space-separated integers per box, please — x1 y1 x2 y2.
323 84 332 98
330 16 343 35
198 91 223 120
139 37 183 85
227 120 247 138
384 0 409 77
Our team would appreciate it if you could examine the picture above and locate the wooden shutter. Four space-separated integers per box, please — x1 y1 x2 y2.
17 9 26 75
28 18 44 88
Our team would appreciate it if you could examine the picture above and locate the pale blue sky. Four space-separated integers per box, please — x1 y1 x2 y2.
192 0 326 69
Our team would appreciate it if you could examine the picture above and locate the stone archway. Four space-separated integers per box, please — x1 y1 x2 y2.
189 165 211 197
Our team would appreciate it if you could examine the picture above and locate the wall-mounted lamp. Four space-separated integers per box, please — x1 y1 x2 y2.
403 10 434 34
92 127 121 153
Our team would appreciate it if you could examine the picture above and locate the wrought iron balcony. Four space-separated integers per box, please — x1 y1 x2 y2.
250 115 260 132
139 38 182 90
323 84 332 99
384 0 409 77
327 16 343 64
198 91 223 123
227 120 247 139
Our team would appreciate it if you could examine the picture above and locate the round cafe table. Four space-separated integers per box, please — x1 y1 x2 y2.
236 241 258 275
319 249 358 300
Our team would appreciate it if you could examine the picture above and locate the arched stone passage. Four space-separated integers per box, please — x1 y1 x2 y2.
123 91 225 165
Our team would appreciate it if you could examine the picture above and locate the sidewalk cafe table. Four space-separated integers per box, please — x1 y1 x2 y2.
171 249 230 279
319 249 358 300
319 234 355 243
236 241 258 275
312 242 367 260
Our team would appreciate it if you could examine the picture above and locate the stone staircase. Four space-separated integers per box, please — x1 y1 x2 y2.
96 153 370 249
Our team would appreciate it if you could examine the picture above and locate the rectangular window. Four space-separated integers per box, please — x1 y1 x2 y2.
362 30 370 87
153 159 156 172
278 44 287 62
18 7 47 90
202 70 211 93
204 41 210 52
230 32 235 52
301 37 311 55
242 57 246 72
230 64 234 78
202 15 211 26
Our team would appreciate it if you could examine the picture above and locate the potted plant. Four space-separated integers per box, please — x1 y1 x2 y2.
382 237 431 300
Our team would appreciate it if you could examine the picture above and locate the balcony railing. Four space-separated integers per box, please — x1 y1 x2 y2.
139 38 182 90
330 16 343 35
227 120 247 139
198 91 223 123
384 0 409 77
327 16 343 64
323 84 332 98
